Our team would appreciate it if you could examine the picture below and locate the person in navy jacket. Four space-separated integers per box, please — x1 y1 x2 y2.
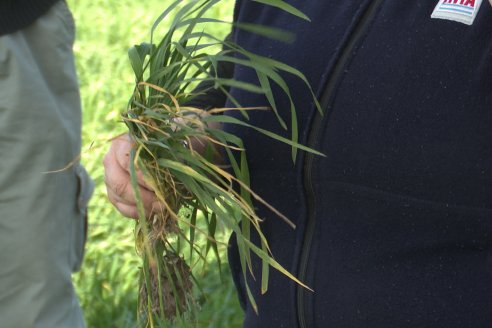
104 1 492 327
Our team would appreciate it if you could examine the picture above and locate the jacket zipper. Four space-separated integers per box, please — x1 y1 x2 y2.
296 1 384 327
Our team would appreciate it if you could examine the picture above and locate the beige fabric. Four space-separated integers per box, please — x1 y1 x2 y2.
0 1 92 327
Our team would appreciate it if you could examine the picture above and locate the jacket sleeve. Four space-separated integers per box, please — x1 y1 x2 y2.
184 33 235 110
186 0 243 110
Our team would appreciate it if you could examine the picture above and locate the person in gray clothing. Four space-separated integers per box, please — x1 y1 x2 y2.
0 1 93 327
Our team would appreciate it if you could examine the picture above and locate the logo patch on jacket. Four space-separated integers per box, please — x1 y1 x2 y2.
431 0 483 25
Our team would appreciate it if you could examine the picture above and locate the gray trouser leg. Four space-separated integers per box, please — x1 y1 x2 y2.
0 2 93 327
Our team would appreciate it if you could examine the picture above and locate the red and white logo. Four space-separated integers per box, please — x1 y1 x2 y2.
431 0 483 25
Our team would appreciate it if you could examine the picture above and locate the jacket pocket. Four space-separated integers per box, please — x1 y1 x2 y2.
0 40 10 77
71 164 94 272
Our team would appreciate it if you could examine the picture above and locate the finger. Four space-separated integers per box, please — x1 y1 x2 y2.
103 146 133 203
104 166 158 213
107 187 164 220
112 134 154 191
136 168 154 192
112 201 139 219
112 134 132 172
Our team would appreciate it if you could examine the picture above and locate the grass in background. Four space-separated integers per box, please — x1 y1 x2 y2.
67 1 243 326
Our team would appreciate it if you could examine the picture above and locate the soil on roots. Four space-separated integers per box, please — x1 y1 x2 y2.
139 252 193 319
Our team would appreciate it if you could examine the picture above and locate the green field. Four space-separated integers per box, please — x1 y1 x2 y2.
68 1 243 327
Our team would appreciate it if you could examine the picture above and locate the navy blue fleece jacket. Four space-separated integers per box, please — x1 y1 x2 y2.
197 1 492 327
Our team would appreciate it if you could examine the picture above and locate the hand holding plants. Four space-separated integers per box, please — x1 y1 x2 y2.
104 114 219 220
104 134 161 219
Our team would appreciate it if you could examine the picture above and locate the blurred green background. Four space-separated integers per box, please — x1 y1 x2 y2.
67 1 243 327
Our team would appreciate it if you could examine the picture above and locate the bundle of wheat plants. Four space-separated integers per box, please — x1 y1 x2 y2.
123 0 321 326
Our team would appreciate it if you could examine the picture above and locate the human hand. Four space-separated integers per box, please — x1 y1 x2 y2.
103 133 161 219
